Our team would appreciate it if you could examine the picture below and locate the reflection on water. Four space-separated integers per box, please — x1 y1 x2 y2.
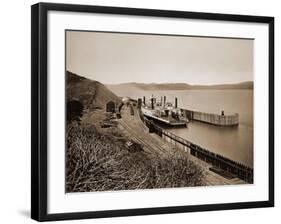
108 87 253 167
158 90 253 167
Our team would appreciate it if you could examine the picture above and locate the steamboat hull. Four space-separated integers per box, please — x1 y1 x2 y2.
142 108 187 127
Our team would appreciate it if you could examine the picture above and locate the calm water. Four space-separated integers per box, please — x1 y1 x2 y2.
108 87 253 167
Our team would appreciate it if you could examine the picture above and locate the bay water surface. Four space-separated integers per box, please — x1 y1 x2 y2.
108 87 253 167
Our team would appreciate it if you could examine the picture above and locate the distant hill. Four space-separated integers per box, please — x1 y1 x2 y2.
108 81 253 91
191 81 253 90
67 71 121 110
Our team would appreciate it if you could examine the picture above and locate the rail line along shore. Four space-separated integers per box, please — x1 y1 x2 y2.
111 94 253 183
116 105 247 186
114 96 253 184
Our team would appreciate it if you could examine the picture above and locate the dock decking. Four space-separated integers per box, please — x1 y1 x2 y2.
182 109 239 126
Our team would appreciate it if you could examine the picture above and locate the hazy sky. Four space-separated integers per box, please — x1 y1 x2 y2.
66 31 253 85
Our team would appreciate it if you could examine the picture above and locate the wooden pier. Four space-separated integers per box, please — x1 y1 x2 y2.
137 96 239 126
181 109 239 126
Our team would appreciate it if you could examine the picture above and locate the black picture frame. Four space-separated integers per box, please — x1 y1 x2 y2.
31 2 274 222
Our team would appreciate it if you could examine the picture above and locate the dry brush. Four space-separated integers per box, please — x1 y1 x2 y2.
66 122 204 192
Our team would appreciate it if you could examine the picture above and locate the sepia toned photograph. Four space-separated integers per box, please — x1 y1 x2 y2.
65 30 254 193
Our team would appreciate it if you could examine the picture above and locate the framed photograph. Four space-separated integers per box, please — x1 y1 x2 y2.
31 2 274 221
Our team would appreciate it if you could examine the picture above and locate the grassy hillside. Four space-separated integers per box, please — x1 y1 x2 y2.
66 123 204 192
66 71 121 110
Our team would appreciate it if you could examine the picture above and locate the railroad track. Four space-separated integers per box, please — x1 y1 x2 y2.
119 118 165 156
118 106 247 186
126 113 170 154
118 107 170 156
118 120 155 155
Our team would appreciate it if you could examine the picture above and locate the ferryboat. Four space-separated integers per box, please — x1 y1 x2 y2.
141 96 188 127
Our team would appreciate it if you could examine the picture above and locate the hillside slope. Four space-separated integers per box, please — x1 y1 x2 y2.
66 71 121 110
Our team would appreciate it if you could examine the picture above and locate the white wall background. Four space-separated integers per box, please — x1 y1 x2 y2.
0 0 279 223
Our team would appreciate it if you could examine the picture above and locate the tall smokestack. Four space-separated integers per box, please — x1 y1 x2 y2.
151 97 154 110
143 96 146 105
160 96 163 106
175 97 178 108
164 96 166 107
137 98 142 108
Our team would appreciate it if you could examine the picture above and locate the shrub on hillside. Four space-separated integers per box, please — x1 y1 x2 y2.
66 123 204 192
